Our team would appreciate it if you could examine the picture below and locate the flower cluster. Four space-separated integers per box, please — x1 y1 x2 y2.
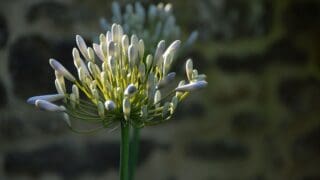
100 2 198 54
27 24 207 132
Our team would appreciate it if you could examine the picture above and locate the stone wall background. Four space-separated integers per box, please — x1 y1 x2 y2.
0 0 319 179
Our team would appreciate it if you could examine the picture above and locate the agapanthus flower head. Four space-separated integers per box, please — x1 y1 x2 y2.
27 23 207 132
100 1 198 54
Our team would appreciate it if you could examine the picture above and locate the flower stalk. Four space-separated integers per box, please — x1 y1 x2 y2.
120 122 130 180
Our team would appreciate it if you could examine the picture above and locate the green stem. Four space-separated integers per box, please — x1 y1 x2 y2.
129 127 140 180
120 123 130 180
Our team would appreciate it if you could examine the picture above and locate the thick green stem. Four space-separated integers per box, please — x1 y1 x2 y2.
120 123 130 180
129 127 140 180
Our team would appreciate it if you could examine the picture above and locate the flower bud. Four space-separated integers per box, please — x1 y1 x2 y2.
104 100 116 111
122 35 129 56
99 33 106 44
154 90 161 105
97 101 105 118
124 84 137 97
128 44 138 68
49 59 76 82
163 40 180 58
88 62 101 78
72 85 79 104
186 59 193 81
55 79 65 95
106 31 112 43
123 97 131 120
131 34 139 46
93 43 105 61
35 100 65 112
27 94 65 105
108 56 116 74
163 52 173 76
146 54 153 70
138 39 145 59
72 48 81 68
157 72 176 89
175 80 208 92
87 47 95 62
154 40 165 66
108 41 115 57
76 35 89 60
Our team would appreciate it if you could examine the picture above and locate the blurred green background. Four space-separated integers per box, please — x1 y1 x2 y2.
0 0 319 179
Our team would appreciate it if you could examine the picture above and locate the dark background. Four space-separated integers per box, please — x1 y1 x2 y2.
0 0 319 179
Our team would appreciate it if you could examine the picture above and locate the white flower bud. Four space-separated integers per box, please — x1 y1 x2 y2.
72 48 81 68
186 59 193 81
146 54 153 71
99 33 106 44
123 97 131 120
55 79 65 95
128 44 138 68
163 40 180 58
87 47 95 62
175 80 208 92
27 94 65 105
122 35 129 56
163 52 173 76
97 101 105 118
76 35 89 60
124 84 137 97
108 41 115 57
104 100 116 111
164 3 172 13
138 39 145 59
72 85 79 103
88 62 101 78
93 43 105 61
154 40 165 66
154 90 161 105
49 59 76 82
35 100 65 112
106 31 112 43
108 56 116 74
192 69 198 80
131 34 139 46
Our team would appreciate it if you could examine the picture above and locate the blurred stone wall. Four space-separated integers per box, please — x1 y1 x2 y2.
0 0 319 180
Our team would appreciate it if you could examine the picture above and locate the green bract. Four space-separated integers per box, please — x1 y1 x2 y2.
27 23 207 132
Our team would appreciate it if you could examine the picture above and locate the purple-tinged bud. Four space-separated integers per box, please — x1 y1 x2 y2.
175 80 208 92
27 94 65 105
49 59 76 82
35 100 65 112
